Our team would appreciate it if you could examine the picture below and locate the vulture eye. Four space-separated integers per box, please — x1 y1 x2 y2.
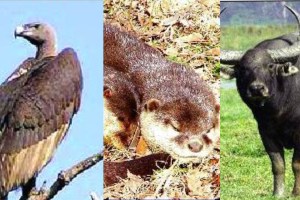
33 24 40 29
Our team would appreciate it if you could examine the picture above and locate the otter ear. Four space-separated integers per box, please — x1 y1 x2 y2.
144 99 161 112
104 86 113 98
276 62 299 77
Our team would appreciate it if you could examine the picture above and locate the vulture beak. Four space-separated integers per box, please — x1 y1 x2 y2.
14 25 24 38
14 25 31 38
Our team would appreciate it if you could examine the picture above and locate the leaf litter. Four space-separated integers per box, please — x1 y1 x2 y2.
104 0 220 198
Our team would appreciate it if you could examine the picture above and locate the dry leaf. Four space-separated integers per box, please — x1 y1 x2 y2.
212 173 220 187
127 171 144 183
179 18 190 27
136 136 151 155
161 15 179 26
206 47 220 56
125 171 145 194
201 0 216 7
165 47 178 57
175 33 203 43
209 158 219 165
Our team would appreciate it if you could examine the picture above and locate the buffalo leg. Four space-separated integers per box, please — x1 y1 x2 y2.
261 135 285 196
292 150 300 196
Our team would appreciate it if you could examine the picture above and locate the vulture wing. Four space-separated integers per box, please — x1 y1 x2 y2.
3 57 36 83
0 57 54 133
0 48 82 154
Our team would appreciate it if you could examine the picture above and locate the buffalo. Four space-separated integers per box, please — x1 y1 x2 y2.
221 5 300 196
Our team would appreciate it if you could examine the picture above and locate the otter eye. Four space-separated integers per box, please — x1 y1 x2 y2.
170 121 180 132
164 118 180 131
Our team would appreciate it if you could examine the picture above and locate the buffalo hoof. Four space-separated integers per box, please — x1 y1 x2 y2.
273 190 284 197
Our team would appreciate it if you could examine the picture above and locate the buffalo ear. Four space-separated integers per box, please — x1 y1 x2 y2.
221 65 236 79
144 99 161 112
277 62 299 77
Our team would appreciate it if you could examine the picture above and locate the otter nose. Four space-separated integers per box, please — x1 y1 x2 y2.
188 141 203 153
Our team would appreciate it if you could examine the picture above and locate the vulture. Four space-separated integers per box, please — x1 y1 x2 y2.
0 22 83 199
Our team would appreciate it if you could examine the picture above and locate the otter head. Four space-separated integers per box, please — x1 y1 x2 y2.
140 98 220 163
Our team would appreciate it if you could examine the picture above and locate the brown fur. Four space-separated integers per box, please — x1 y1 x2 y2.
104 24 219 159
104 65 140 149
104 153 172 186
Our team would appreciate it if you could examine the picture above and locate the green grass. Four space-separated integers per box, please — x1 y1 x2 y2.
221 89 298 200
221 25 297 50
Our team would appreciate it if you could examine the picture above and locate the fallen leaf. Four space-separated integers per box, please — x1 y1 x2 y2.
179 18 190 27
209 158 219 165
206 47 220 56
165 47 178 56
161 15 179 26
136 136 151 155
175 33 203 43
201 0 216 7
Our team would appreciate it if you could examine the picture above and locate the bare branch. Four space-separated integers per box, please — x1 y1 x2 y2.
22 151 103 200
90 192 100 200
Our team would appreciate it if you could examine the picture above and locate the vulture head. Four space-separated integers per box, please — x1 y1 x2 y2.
14 22 57 59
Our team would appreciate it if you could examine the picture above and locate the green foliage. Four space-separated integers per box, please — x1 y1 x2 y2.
213 62 220 78
221 89 295 199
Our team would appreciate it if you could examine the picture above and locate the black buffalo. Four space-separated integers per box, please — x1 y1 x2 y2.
221 5 300 197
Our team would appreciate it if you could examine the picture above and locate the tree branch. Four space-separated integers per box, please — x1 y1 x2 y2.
90 192 100 200
23 151 103 200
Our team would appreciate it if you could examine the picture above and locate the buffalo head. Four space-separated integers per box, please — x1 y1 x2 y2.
221 5 300 107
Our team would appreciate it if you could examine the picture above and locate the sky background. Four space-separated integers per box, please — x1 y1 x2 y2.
0 1 103 200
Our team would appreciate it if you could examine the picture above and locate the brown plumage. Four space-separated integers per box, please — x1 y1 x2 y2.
0 22 82 199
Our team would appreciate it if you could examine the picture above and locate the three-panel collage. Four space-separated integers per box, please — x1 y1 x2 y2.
1 0 300 200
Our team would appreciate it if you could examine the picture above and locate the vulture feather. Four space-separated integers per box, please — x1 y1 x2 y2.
0 22 83 200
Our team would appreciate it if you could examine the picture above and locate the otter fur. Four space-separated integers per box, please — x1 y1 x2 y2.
104 65 140 149
104 23 219 162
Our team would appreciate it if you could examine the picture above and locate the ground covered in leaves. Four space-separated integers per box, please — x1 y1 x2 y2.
104 0 220 199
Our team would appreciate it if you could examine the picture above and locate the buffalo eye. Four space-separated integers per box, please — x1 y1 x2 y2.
268 64 275 70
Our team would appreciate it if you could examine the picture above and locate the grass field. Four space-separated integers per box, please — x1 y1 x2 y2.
221 25 297 50
221 89 297 199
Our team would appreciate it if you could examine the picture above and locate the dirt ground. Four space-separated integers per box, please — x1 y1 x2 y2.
104 0 220 198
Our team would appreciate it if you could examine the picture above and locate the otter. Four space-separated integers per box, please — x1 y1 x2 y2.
104 65 140 149
104 24 219 162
